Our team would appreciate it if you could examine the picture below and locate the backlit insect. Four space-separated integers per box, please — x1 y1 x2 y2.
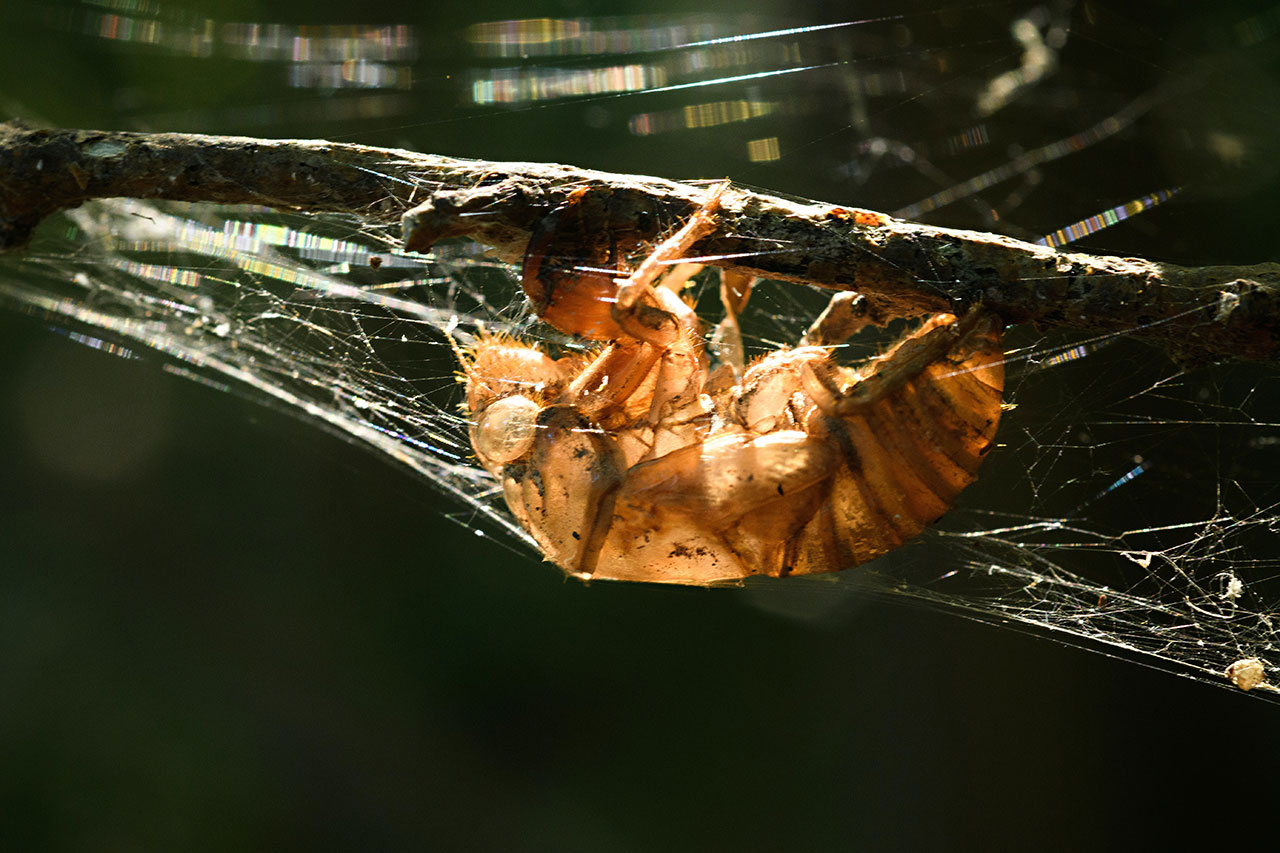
455 183 1004 585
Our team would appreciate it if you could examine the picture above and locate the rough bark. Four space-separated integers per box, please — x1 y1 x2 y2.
2 120 1276 366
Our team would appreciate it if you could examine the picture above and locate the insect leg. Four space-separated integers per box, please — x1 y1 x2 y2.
800 291 885 346
612 181 728 347
803 309 1002 413
709 269 754 379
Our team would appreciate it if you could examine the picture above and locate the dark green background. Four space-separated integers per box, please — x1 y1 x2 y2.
2 1 1278 849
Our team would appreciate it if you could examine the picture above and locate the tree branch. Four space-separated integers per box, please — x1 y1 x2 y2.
2 120 1276 366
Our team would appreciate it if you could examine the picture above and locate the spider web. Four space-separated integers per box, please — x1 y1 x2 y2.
1 1 1277 696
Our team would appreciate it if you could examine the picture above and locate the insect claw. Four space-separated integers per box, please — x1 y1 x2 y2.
802 291 876 346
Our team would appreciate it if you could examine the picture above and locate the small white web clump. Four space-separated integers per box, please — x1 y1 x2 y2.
1226 659 1267 692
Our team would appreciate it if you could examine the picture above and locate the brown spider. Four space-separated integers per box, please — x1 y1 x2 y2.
456 183 1004 585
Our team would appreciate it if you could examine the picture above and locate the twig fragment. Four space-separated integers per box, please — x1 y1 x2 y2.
1 120 1276 366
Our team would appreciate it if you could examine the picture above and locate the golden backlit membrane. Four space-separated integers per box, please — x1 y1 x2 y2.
465 16 735 58
1036 188 1181 248
629 99 777 136
746 137 781 162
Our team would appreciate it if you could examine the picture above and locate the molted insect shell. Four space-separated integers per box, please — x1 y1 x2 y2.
584 310 1005 584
